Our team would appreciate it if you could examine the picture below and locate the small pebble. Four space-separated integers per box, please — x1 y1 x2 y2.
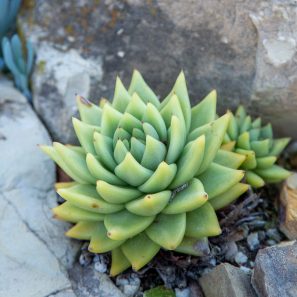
266 228 282 242
116 273 141 297
258 230 266 241
235 252 248 265
247 232 260 251
93 255 108 273
175 287 190 297
117 51 125 58
224 241 238 262
266 239 277 246
240 266 252 274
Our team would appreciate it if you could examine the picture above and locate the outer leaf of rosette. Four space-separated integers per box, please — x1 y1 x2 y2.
190 90 217 131
86 153 127 186
245 171 265 188
121 233 160 271
89 221 125 253
72 117 99 155
138 162 177 193
40 145 89 184
256 156 277 169
146 213 186 250
96 180 142 204
255 165 291 183
162 178 208 214
235 105 247 126
270 138 291 156
110 248 132 276
126 191 171 216
101 104 122 138
214 149 246 169
239 115 252 134
160 71 191 133
141 136 166 170
169 135 205 189
227 112 239 140
237 131 251 150
76 95 102 126
260 123 273 139
198 162 245 199
54 142 97 184
57 184 124 214
66 221 99 240
235 148 257 170
190 113 231 175
104 209 155 240
52 201 105 223
175 237 210 256
112 76 132 112
115 153 153 186
209 183 249 210
125 92 146 120
142 103 167 142
93 132 117 171
128 70 160 107
165 115 186 164
185 202 221 239
251 139 271 157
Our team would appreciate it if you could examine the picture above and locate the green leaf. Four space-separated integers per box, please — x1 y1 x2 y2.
110 248 131 276
125 92 147 119
76 95 102 126
237 132 251 150
270 138 290 156
163 178 208 214
175 237 210 256
130 137 145 162
227 112 238 140
101 104 122 137
235 148 257 170
256 156 277 169
104 210 155 240
245 171 265 188
114 139 129 164
214 149 246 169
126 191 171 216
251 139 271 157
66 221 99 240
146 213 186 250
185 202 221 239
255 165 291 183
112 76 131 112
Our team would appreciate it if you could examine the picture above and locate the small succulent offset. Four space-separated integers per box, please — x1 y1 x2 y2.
2 34 35 101
41 71 248 275
0 0 22 70
222 106 291 188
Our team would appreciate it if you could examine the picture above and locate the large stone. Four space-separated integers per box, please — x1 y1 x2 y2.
0 82 79 297
251 241 297 297
199 263 257 297
20 0 297 140
279 174 297 240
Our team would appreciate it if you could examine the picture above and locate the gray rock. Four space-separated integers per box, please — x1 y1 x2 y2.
247 232 260 251
252 241 297 297
116 273 141 297
0 84 79 296
69 263 125 297
19 0 297 139
224 241 239 262
199 263 257 297
234 252 248 265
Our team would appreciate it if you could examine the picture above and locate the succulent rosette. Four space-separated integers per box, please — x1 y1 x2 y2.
41 71 248 275
222 106 291 188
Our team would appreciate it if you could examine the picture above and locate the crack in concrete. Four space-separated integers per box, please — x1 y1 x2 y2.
43 286 76 297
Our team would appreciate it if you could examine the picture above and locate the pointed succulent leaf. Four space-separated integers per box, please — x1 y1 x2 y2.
76 95 102 126
66 221 99 240
112 76 131 112
110 248 132 276
175 237 210 256
214 149 246 169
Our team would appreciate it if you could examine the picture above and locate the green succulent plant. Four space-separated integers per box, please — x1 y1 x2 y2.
41 71 248 275
222 106 291 188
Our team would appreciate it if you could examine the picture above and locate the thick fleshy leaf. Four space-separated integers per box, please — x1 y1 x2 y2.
121 233 160 271
239 115 251 133
89 222 125 253
96 180 142 204
163 179 208 214
249 128 260 141
119 113 143 134
101 104 122 137
237 132 250 150
128 70 160 107
270 138 290 156
209 183 249 210
86 153 126 186
190 90 216 131
66 221 99 240
256 156 277 169
214 149 246 169
175 237 210 256
53 202 104 222
114 139 129 164
245 171 265 188
170 135 205 189
260 123 273 139
143 122 159 140
255 165 291 183
125 92 146 119
166 115 186 164
198 163 244 199
141 136 166 170
196 113 231 174
130 137 145 162
221 141 236 151
142 103 167 141
235 148 257 170
185 202 221 239
113 127 131 148
54 142 96 184
115 153 153 186
252 117 262 128
93 132 117 171
132 128 146 141
227 112 238 140
235 105 246 125
112 76 131 112
126 191 171 216
110 248 131 276
138 162 177 193
57 184 124 214
251 139 271 157
146 213 186 250
76 95 102 126
104 210 155 240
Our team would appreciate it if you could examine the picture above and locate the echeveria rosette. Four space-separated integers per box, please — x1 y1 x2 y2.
222 105 291 188
41 71 248 276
